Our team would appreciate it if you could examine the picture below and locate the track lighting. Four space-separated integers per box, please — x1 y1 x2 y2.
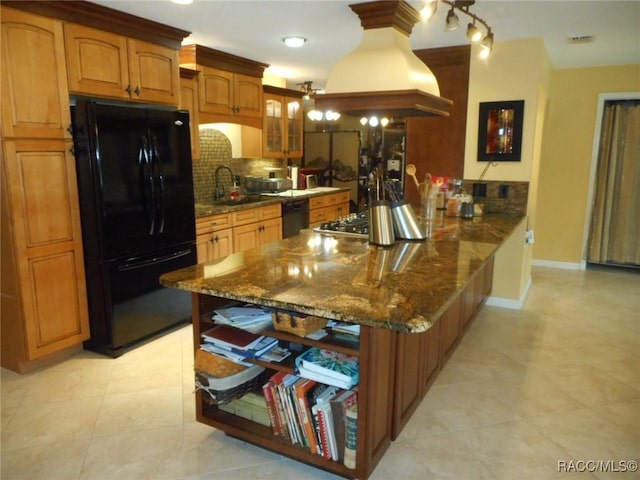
425 0 495 57
466 22 482 42
444 8 459 31
420 0 438 20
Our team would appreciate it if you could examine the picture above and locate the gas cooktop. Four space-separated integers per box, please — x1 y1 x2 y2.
314 212 369 238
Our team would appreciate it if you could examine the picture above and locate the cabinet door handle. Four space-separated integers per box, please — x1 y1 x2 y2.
214 235 219 243
210 221 218 227
125 85 131 95
134 86 141 96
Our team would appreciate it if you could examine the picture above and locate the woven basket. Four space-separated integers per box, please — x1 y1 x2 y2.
272 310 328 337
195 349 247 378
195 365 266 405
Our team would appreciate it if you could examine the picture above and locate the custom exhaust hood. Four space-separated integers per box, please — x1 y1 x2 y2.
314 0 452 118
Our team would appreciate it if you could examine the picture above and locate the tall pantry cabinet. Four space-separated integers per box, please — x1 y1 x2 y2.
1 6 90 372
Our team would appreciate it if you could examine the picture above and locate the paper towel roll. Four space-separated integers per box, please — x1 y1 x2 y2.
291 166 299 189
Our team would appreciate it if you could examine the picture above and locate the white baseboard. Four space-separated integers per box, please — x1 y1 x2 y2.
486 275 532 310
532 259 585 270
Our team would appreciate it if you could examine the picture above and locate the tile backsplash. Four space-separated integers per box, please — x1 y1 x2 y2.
193 127 286 204
461 180 529 215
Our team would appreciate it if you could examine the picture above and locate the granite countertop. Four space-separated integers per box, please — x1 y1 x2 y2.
161 213 525 333
195 187 350 217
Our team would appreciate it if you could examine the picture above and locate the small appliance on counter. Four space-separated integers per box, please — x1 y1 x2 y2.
244 176 292 193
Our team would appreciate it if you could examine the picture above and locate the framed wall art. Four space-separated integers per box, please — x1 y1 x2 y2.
477 100 524 162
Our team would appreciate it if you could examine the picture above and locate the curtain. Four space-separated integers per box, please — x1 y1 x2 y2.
587 100 640 266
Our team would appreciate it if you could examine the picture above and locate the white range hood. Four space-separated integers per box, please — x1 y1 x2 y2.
314 0 452 118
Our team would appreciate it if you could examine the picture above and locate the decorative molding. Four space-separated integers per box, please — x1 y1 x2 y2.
3 0 190 49
531 259 585 271
179 44 268 78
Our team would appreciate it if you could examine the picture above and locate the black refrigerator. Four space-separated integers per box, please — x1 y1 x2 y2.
72 100 196 357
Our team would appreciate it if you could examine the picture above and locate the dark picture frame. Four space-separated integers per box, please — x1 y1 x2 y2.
477 100 524 162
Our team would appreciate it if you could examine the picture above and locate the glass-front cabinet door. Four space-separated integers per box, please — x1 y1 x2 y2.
286 98 303 158
264 93 283 157
263 86 304 159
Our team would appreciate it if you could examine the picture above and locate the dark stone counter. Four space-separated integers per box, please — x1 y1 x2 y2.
160 213 525 333
195 187 351 218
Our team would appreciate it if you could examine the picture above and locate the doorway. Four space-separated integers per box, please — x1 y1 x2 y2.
586 96 640 267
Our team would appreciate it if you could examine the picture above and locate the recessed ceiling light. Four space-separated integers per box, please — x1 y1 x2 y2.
171 0 193 4
282 36 307 48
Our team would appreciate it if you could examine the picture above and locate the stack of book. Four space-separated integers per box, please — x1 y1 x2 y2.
201 325 278 364
295 347 359 390
261 371 358 468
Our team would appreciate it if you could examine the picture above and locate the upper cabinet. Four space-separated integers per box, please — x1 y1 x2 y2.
263 85 304 159
1 7 71 139
198 66 263 120
180 44 268 129
179 67 200 160
65 23 180 105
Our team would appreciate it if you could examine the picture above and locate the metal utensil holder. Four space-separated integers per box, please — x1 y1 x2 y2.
368 200 395 246
391 200 426 240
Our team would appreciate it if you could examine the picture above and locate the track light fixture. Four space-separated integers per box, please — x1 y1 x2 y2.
425 0 495 57
297 81 321 100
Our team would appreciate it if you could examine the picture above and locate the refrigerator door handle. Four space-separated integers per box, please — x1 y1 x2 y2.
139 136 156 235
151 135 166 234
116 248 193 272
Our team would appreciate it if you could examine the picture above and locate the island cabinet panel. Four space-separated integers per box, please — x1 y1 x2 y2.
190 291 396 480
392 319 441 439
440 295 462 362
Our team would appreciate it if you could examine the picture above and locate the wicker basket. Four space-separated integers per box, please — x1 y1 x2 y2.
195 365 266 405
272 310 328 337
195 349 248 378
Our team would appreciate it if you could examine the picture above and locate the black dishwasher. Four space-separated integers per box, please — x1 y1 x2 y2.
282 199 310 238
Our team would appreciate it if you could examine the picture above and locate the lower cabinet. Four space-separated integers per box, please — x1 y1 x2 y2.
1 139 90 372
391 256 494 439
192 293 395 480
232 204 282 253
196 213 233 263
309 191 350 227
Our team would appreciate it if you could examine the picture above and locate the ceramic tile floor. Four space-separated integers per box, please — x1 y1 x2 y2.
2 266 639 480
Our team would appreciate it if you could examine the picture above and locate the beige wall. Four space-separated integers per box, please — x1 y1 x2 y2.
534 64 640 265
464 39 551 304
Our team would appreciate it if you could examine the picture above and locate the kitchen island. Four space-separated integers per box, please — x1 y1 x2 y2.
160 213 525 479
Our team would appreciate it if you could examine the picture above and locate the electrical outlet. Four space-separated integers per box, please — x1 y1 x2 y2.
525 230 535 245
499 184 510 198
472 183 487 198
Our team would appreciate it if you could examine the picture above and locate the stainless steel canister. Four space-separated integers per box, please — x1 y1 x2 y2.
391 200 426 240
368 200 395 246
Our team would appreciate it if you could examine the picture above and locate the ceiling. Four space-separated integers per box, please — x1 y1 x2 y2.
92 0 639 91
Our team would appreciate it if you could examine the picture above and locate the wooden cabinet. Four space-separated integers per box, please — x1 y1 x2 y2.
179 44 268 129
309 191 350 227
179 67 200 160
64 23 180 105
198 65 263 120
196 213 233 263
391 257 494 439
1 7 72 140
191 293 395 480
1 7 90 373
1 139 90 373
232 204 282 253
263 86 304 159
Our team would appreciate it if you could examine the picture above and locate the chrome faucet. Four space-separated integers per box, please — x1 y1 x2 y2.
214 165 235 201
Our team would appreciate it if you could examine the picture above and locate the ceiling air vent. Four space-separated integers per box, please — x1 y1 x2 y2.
567 35 594 44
